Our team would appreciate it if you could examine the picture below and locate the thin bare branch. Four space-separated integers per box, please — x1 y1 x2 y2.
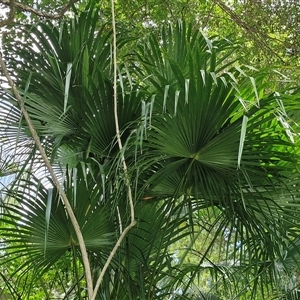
0 0 80 19
91 222 136 300
0 3 93 296
0 53 94 299
109 0 135 224
91 0 136 298
111 0 135 229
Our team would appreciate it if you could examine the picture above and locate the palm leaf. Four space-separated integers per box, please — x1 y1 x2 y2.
132 21 300 299
0 163 116 282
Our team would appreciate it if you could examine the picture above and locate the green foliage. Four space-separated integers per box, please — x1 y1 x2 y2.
1 1 300 299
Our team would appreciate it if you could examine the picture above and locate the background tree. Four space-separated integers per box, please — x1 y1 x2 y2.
1 0 299 67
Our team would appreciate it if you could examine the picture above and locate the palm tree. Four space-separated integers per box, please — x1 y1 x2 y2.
1 1 300 299
132 21 300 299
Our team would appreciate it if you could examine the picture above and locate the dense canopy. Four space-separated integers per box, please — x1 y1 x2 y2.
1 1 300 299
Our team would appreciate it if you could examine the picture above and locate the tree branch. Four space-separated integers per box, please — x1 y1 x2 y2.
0 1 94 296
0 0 15 27
91 0 136 298
0 52 94 300
0 0 80 19
215 0 285 63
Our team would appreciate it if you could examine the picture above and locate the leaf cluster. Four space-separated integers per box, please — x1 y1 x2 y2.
1 1 300 299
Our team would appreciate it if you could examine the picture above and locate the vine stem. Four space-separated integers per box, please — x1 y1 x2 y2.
91 0 136 298
0 55 94 300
